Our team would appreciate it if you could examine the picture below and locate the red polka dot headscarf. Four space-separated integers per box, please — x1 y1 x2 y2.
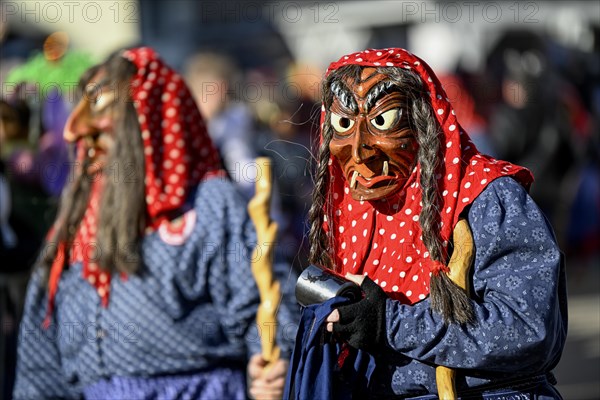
322 48 533 304
45 48 223 324
123 47 222 227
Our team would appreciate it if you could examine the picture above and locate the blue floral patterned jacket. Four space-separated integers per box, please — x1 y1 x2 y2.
370 177 568 397
13 177 299 399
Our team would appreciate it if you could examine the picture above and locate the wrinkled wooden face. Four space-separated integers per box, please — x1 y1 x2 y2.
63 69 123 174
328 68 418 201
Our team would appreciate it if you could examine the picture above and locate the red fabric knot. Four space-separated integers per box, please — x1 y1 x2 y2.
427 259 450 275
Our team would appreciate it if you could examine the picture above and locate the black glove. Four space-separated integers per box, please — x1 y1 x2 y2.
333 277 388 352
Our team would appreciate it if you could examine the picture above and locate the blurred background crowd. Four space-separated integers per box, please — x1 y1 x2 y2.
1 0 598 398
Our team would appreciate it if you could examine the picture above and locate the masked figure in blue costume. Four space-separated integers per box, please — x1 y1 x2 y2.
13 47 296 400
286 48 567 399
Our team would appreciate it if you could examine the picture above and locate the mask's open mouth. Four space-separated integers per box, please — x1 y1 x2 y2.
86 132 112 154
349 161 397 189
83 133 112 173
354 173 398 189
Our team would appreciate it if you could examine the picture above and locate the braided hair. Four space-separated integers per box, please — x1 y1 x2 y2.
309 65 473 324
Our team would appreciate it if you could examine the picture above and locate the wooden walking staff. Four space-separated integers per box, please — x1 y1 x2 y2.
436 219 475 400
247 157 281 366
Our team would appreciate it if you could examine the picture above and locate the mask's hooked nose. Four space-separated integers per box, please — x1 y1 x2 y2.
351 123 377 164
63 99 93 143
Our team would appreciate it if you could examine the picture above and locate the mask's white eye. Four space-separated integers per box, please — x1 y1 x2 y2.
370 108 402 130
331 113 355 134
90 91 116 114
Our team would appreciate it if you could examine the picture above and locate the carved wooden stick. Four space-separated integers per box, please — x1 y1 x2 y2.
435 219 474 400
247 157 281 365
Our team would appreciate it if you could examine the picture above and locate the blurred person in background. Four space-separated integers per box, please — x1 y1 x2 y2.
543 27 600 263
0 104 40 400
184 51 308 275
1 31 93 395
184 52 258 200
2 32 95 236
485 30 591 250
438 73 497 158
250 62 321 270
13 47 294 399
0 18 46 87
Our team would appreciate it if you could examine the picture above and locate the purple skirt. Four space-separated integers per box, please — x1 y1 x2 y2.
84 367 246 400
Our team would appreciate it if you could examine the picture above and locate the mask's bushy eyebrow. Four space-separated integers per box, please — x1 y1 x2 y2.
365 80 401 111
330 80 358 112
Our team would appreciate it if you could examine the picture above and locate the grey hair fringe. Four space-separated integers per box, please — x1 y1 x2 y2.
43 52 145 276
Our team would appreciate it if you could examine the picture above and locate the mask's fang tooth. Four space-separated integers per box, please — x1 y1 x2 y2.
350 171 359 189
383 160 389 176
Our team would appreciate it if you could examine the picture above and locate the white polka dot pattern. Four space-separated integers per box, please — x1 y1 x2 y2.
322 48 534 304
67 177 113 306
122 47 223 229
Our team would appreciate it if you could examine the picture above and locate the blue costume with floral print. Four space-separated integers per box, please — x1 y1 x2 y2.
296 46 567 399
377 177 567 397
14 178 299 399
287 177 566 399
13 46 298 400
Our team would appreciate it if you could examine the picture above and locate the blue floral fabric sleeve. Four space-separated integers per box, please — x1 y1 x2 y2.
385 177 567 373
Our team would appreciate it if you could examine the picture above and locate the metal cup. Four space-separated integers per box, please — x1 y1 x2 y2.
295 264 363 307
